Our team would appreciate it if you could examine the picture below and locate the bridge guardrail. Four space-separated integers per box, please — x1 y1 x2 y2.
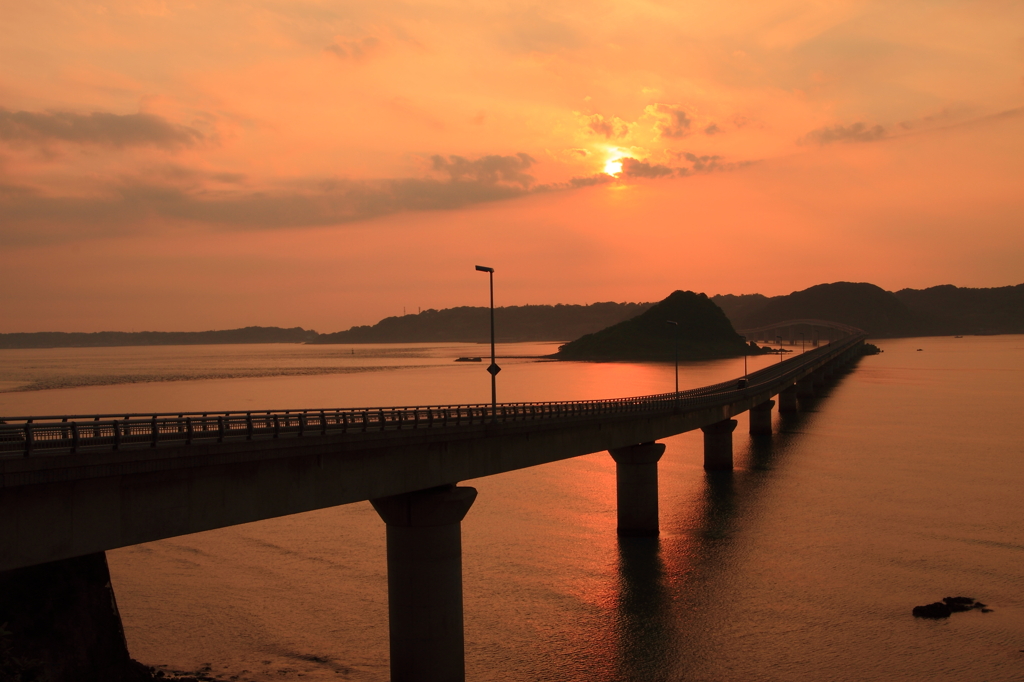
0 332 865 458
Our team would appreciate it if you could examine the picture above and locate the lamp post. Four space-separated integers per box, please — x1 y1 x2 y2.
475 265 499 420
800 332 805 354
742 335 748 380
667 320 679 399
776 335 783 363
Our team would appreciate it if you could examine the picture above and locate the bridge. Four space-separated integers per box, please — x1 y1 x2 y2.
0 326 867 682
737 318 862 349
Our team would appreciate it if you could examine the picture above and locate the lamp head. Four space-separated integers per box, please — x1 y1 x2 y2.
666 320 678 326
475 265 494 273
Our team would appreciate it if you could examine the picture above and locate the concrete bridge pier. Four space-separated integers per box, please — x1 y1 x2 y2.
371 485 478 682
701 419 738 470
778 384 798 413
609 442 666 536
796 377 816 398
749 400 775 435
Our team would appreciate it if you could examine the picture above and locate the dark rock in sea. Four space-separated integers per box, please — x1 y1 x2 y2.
982 609 994 613
913 602 952 618
943 596 976 612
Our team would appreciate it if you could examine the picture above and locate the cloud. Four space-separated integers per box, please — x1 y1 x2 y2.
682 152 723 172
431 153 535 187
0 144 755 244
324 36 380 61
0 153 549 244
619 157 674 178
704 123 721 135
504 8 582 54
646 104 692 139
0 109 204 149
583 114 632 139
801 122 886 145
565 174 614 188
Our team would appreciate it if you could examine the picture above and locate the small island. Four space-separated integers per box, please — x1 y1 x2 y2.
554 290 767 362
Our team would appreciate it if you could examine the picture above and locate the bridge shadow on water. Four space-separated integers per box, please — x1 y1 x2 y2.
605 359 860 682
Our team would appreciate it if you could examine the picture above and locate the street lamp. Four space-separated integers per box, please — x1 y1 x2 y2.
475 265 499 420
776 335 783 363
667 320 679 399
742 335 748 381
799 332 805 354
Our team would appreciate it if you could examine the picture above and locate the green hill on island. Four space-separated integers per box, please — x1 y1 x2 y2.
311 302 652 344
554 290 762 362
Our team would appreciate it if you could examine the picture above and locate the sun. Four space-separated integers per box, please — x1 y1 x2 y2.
604 158 623 176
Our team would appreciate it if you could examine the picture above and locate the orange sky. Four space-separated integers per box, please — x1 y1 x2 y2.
1 0 1022 333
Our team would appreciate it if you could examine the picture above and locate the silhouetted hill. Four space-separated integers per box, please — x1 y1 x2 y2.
311 302 653 344
0 327 319 349
893 284 1024 335
712 282 1024 338
554 291 760 361
713 282 916 337
712 293 770 326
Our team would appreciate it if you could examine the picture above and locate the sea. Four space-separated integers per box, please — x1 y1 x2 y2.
1 335 1022 681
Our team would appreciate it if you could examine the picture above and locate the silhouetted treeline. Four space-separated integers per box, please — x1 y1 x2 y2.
713 282 1024 338
311 302 653 344
0 327 319 349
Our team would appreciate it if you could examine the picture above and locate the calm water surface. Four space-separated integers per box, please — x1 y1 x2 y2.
1 337 1022 681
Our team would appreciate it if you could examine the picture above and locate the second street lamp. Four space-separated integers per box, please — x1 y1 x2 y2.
475 265 499 420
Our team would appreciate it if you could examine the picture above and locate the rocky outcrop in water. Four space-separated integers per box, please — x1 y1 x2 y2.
912 596 991 619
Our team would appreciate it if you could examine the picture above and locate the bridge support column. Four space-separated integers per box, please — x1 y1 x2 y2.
371 485 477 682
797 377 815 398
749 400 775 435
0 552 139 681
608 442 666 537
778 385 798 413
702 419 737 471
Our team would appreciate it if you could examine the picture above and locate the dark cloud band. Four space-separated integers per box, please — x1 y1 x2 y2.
0 109 204 149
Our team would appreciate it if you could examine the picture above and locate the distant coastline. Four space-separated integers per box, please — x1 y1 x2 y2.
0 327 319 350
1 282 1020 349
